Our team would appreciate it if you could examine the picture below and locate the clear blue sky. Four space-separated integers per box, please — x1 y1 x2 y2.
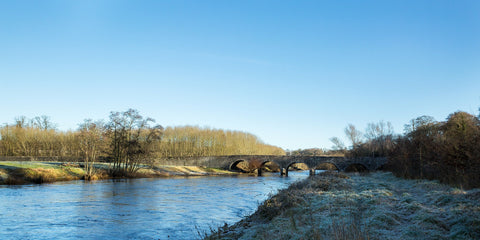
1 1 479 150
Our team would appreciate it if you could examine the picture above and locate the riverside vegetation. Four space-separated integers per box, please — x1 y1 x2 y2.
0 161 235 185
331 110 480 189
0 111 284 159
203 171 480 240
0 109 283 183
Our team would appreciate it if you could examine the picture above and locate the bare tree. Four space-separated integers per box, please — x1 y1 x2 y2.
78 119 105 180
365 121 393 140
106 109 163 176
344 124 362 151
33 115 57 130
403 115 435 135
365 121 394 156
330 137 346 152
14 116 28 128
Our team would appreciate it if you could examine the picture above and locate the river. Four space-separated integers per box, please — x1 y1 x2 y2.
0 171 309 239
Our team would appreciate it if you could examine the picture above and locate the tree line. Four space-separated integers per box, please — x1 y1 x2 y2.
0 109 285 177
285 148 343 157
331 110 480 189
158 126 284 157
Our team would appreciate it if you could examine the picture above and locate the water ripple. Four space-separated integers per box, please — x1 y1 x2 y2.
0 171 308 239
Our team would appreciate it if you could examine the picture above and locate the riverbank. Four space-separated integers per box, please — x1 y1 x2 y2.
0 161 238 185
204 171 480 240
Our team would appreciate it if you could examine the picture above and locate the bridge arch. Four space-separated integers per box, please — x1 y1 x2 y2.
345 163 368 172
229 159 248 172
257 161 281 176
223 156 385 176
286 161 298 170
313 162 339 171
285 162 309 176
259 161 280 171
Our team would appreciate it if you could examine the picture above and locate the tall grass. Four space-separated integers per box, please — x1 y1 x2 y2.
203 172 356 240
6 168 77 184
331 217 369 240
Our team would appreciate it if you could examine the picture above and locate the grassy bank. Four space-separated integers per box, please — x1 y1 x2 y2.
0 161 238 185
204 171 480 240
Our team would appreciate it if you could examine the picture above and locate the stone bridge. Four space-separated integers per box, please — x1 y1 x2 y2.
154 155 387 176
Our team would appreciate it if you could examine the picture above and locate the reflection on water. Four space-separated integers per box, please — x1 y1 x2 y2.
0 171 308 239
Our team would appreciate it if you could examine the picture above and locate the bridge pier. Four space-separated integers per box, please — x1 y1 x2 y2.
280 168 287 176
309 169 315 176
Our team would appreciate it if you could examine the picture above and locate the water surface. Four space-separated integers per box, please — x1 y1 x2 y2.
0 172 308 239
